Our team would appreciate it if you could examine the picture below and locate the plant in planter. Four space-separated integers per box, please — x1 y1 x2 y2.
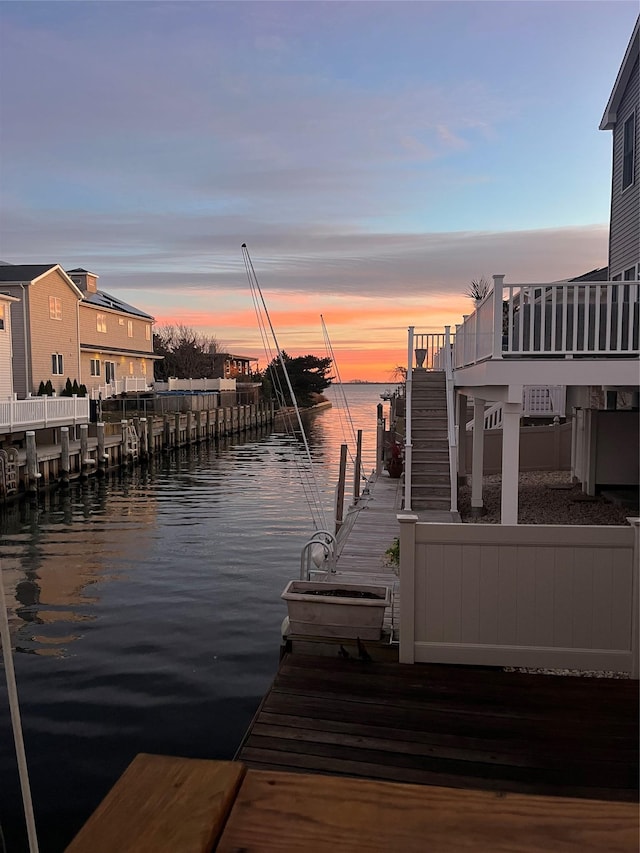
281 580 391 640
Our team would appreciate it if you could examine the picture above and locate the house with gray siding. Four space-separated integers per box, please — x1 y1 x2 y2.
600 17 639 281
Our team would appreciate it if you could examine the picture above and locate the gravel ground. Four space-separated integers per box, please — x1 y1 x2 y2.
458 470 636 525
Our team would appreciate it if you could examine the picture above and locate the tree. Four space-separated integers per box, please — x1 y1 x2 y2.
465 276 491 303
153 324 223 381
264 352 333 408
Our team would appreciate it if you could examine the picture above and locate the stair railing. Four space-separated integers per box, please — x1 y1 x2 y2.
404 326 414 511
443 326 458 513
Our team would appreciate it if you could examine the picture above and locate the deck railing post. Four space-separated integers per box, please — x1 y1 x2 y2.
404 327 414 512
492 274 505 358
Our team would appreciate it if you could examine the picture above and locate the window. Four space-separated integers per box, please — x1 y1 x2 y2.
90 358 101 376
145 324 151 341
128 361 134 375
0 304 4 331
52 353 63 375
49 296 62 321
622 113 635 190
105 361 116 383
141 359 147 375
623 266 638 281
118 318 124 326
127 320 133 338
96 313 107 333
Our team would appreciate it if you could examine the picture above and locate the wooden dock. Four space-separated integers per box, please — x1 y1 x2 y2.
237 653 639 802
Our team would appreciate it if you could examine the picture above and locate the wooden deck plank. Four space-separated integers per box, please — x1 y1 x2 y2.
217 769 639 853
65 754 245 853
237 654 639 801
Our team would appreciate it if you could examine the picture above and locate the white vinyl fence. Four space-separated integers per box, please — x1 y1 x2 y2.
398 515 639 676
0 396 90 432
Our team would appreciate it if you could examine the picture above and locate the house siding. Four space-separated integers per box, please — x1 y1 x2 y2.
609 56 640 277
0 297 15 398
28 269 81 394
79 304 154 393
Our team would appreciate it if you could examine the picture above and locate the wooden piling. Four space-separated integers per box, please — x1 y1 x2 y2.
80 424 90 478
26 431 39 494
163 415 171 449
97 422 107 476
335 443 348 534
353 429 363 502
139 418 149 462
60 427 70 484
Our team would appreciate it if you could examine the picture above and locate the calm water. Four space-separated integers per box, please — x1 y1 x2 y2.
0 384 390 852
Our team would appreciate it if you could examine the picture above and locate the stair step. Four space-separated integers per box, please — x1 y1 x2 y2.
412 498 451 510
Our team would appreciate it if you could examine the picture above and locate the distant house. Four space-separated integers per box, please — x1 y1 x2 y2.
0 292 20 398
213 352 258 380
67 268 156 396
0 264 83 397
600 18 639 281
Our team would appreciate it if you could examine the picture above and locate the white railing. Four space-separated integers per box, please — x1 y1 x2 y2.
454 276 640 367
467 385 567 430
0 396 90 431
89 378 152 399
412 333 447 370
399 516 640 675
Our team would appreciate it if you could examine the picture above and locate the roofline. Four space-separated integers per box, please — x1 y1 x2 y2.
600 17 640 130
79 343 161 359
3 264 85 299
0 293 21 303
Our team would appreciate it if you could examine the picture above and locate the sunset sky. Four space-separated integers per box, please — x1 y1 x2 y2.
1 1 637 380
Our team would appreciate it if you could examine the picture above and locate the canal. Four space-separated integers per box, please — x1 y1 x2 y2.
0 383 391 852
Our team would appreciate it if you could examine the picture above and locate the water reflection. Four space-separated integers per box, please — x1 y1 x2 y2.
0 384 389 851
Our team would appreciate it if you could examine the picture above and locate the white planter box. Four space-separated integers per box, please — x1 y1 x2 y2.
281 580 391 640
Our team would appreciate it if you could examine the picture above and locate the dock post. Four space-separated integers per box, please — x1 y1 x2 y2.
80 424 91 478
376 403 384 476
26 431 39 494
336 444 348 533
195 410 202 443
186 411 193 445
148 415 155 456
60 427 70 484
97 422 107 476
121 420 129 465
353 429 363 502
163 414 171 449
139 418 149 462
205 408 211 441
174 413 181 447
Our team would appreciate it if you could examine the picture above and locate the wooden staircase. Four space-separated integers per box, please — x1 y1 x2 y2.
410 370 451 511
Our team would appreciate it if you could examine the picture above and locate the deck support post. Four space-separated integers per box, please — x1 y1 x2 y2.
456 393 468 486
500 403 522 524
471 398 485 516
